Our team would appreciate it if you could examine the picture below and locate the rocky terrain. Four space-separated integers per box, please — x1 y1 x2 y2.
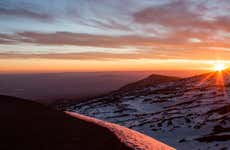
68 71 230 150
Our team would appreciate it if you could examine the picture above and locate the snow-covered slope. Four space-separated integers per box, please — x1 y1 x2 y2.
68 71 230 150
67 112 175 150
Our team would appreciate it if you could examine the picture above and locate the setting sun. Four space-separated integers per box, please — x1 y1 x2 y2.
213 63 227 71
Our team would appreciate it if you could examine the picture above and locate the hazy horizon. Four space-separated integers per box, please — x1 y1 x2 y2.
0 71 152 103
0 70 209 77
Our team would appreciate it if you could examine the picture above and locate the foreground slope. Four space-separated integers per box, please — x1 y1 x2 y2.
67 112 175 150
0 95 174 150
69 71 230 150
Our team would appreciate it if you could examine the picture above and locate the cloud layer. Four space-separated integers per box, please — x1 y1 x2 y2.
0 0 230 61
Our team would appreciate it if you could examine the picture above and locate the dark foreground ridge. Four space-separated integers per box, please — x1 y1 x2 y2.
0 95 132 150
0 95 174 150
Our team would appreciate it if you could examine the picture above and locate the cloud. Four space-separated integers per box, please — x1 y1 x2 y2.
2 30 230 48
1 45 230 61
0 1 53 21
0 32 166 47
0 52 144 60
1 30 230 59
0 0 230 61
133 1 198 27
88 19 132 31
133 1 230 32
0 7 52 21
0 0 133 32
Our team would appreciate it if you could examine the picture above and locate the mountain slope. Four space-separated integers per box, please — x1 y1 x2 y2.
0 95 174 150
68 71 230 150
116 74 180 93
52 73 180 110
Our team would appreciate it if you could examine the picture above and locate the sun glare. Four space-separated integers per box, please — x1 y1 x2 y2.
214 63 227 72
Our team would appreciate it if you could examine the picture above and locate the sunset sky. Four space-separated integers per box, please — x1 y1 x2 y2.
0 0 230 73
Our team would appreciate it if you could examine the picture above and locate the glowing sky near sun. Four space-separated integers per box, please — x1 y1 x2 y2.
0 0 230 73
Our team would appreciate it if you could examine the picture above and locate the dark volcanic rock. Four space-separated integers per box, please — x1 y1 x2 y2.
0 95 132 150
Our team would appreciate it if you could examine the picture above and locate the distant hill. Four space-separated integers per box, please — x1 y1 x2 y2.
0 95 174 150
53 74 180 110
116 74 180 93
